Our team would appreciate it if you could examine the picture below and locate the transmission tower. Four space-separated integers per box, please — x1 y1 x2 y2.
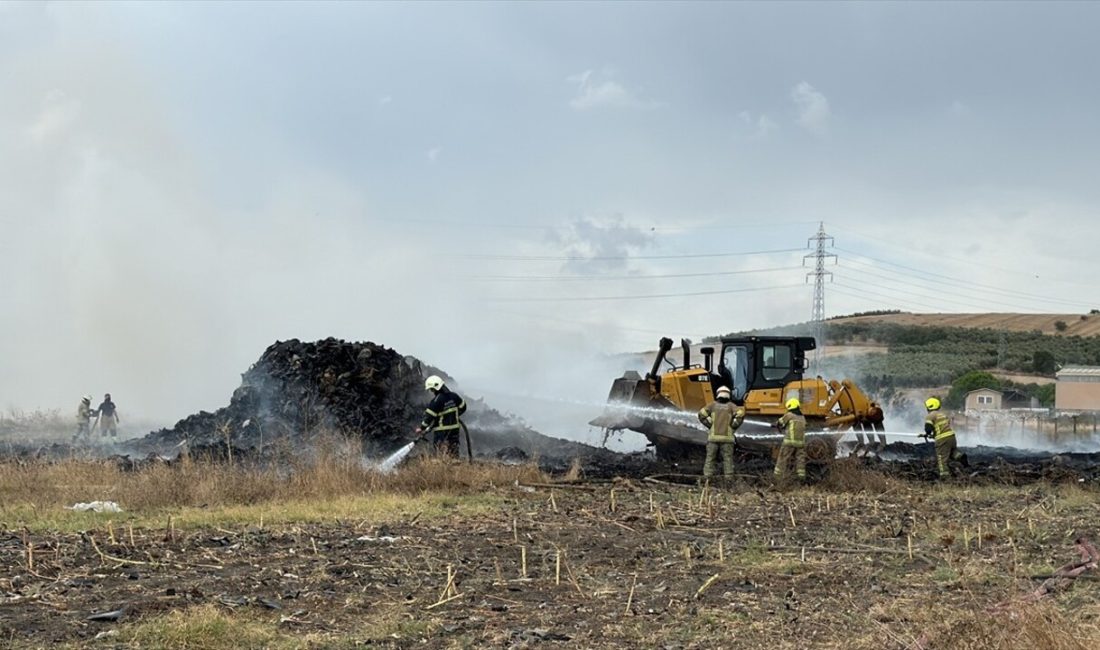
804 222 836 367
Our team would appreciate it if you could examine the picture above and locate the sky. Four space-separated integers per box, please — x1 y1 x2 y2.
2 1 1099 431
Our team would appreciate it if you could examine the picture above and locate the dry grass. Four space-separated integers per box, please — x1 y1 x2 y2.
818 457 903 493
0 407 68 438
913 601 1100 650
0 451 546 531
19 603 433 650
831 312 1100 337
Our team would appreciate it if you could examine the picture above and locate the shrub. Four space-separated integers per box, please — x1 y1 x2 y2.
1032 350 1057 374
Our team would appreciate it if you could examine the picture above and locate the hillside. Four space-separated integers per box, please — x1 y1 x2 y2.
700 313 1100 405
829 312 1100 337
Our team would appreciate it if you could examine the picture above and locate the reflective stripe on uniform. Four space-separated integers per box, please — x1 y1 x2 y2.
700 403 741 443
926 412 955 441
778 413 806 448
434 406 462 431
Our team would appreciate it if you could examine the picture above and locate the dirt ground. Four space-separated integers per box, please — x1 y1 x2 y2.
2 461 1099 649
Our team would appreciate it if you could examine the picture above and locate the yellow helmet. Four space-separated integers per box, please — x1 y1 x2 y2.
925 397 941 411
785 398 801 411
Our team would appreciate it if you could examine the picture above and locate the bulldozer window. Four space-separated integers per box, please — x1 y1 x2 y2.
720 345 750 401
761 345 792 381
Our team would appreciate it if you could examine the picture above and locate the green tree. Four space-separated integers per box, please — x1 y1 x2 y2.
1055 320 1068 332
1035 383 1056 407
1031 350 1057 375
945 371 1002 409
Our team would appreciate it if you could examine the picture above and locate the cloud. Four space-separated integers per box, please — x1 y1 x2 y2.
427 146 441 163
948 99 972 118
547 216 654 273
738 110 778 138
566 69 658 110
378 95 392 106
26 89 82 142
791 81 830 135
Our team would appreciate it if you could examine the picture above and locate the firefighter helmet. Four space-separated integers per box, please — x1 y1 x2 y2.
925 397 941 411
785 398 801 411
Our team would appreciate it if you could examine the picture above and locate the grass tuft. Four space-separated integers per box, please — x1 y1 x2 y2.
819 457 901 493
927 601 1100 650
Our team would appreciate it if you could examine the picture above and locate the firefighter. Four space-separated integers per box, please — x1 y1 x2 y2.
97 393 119 441
866 400 887 451
866 401 885 432
73 395 96 444
854 401 886 454
773 397 807 482
416 375 467 457
698 386 744 479
923 397 968 479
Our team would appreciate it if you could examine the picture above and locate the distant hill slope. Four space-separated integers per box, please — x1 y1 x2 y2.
701 313 1100 397
829 312 1100 337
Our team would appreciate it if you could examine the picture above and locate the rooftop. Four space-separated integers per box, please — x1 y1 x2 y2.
1057 366 1100 377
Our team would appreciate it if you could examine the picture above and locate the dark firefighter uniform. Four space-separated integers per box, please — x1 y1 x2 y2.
924 408 966 478
420 386 467 457
857 401 887 452
773 406 808 481
698 392 744 478
98 396 119 439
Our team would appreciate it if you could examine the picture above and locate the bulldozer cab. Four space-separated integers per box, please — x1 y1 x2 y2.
716 336 815 401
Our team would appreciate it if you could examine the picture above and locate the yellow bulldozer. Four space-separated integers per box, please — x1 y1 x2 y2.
590 335 878 464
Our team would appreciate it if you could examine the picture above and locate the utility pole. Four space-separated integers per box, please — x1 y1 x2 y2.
804 222 836 368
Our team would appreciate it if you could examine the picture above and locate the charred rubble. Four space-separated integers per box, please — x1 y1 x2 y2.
134 338 596 461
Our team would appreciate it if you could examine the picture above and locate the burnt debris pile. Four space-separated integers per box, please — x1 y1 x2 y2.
137 338 596 461
142 338 430 457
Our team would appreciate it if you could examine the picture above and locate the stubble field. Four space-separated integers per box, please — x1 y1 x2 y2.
1 454 1099 649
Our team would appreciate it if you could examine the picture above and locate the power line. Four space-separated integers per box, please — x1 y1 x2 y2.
835 249 1095 310
488 309 710 340
830 281 944 312
463 265 803 282
488 283 806 303
833 264 1063 313
827 222 1035 278
838 260 1089 312
453 247 807 262
647 220 819 233
827 222 1099 282
387 216 818 234
827 285 942 315
827 285 907 311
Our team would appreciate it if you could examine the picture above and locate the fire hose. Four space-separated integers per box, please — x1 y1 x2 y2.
418 423 474 462
460 420 474 463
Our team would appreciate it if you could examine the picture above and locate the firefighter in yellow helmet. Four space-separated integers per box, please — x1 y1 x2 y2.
773 397 807 482
698 386 744 479
923 397 968 479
